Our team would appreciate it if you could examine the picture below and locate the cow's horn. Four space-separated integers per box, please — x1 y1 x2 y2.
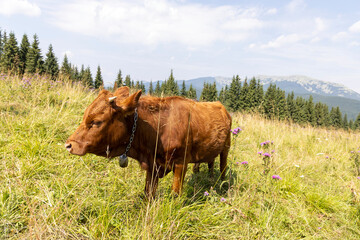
109 96 117 102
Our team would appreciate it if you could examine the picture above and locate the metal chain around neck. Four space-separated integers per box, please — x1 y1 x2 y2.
123 108 138 156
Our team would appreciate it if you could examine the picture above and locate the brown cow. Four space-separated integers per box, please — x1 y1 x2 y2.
65 86 231 197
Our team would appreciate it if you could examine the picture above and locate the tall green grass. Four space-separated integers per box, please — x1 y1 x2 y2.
1 74 360 239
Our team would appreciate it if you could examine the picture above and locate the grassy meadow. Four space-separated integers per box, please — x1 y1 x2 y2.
1 74 360 239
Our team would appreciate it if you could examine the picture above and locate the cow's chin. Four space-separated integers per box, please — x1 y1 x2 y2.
69 148 87 156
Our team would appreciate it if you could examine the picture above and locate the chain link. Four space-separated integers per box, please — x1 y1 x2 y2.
124 108 138 155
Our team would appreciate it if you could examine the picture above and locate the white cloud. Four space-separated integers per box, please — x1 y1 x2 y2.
332 31 349 42
49 0 264 47
315 17 326 32
350 41 360 47
0 0 41 17
266 8 277 15
349 20 360 33
310 37 321 43
285 0 306 13
261 34 301 49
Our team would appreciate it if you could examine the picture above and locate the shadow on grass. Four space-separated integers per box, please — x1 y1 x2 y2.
183 164 238 203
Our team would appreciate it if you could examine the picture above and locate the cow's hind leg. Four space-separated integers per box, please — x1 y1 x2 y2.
208 161 214 178
220 134 231 180
193 163 200 173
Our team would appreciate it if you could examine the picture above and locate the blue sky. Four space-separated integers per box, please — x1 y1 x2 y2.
1 0 360 92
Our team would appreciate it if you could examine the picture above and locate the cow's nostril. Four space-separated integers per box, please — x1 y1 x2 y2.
65 143 72 152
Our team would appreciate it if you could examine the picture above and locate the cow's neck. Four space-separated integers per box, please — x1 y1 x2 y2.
124 104 158 162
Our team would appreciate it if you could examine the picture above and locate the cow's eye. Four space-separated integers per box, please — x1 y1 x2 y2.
92 121 103 127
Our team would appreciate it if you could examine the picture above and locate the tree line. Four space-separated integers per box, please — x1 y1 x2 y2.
0 30 107 89
1 30 360 130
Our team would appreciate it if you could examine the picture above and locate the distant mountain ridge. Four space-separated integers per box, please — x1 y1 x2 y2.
256 75 360 101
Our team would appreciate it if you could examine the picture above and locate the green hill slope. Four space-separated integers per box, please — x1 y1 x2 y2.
1 74 360 239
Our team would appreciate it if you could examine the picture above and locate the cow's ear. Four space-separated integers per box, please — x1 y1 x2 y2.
114 86 130 99
120 90 142 115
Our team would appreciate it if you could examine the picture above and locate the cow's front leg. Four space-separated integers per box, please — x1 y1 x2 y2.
145 169 159 199
172 163 187 195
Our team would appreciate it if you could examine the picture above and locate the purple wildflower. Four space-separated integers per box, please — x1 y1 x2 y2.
325 156 329 159
271 150 275 153
272 175 282 180
220 197 226 202
204 191 209 196
257 151 263 155
263 152 271 158
230 127 242 135
241 161 248 165
357 177 360 180
236 162 240 165
261 140 273 146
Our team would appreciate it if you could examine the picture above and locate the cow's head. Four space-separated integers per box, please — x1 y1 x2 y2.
65 87 142 156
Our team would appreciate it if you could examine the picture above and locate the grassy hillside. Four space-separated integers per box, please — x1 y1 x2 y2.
1 74 360 239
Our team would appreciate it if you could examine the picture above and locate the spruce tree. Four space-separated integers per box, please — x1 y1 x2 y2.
25 34 43 74
322 104 331 127
0 32 19 72
286 92 296 120
343 114 349 129
218 87 226 104
19 34 30 74
124 75 131 87
72 65 80 81
349 119 354 130
305 95 316 126
115 69 123 89
161 80 167 94
82 67 93 87
180 80 187 97
60 54 71 77
256 79 264 112
330 107 342 128
210 82 218 101
247 78 257 110
187 84 197 100
0 31 7 65
94 65 104 89
354 113 360 130
228 75 241 111
200 82 209 101
44 44 59 79
263 83 277 119
154 80 161 96
314 102 325 126
0 30 3 62
293 97 307 124
134 81 140 90
239 78 248 111
148 81 154 95
140 81 146 93
166 70 179 95
276 87 287 120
